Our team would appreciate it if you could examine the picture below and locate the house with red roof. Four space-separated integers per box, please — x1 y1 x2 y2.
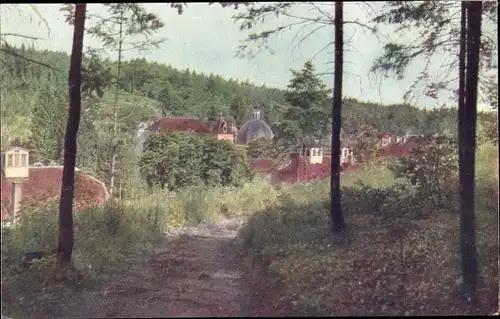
205 119 239 143
359 130 393 148
136 116 240 157
250 158 279 181
1 165 109 222
270 141 334 185
269 134 420 186
147 117 213 134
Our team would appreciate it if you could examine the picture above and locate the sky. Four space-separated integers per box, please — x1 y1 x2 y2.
0 3 497 111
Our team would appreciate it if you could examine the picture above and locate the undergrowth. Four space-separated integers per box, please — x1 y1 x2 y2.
237 143 499 316
0 180 279 318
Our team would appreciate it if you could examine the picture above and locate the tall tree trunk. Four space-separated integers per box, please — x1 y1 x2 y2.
460 0 482 298
57 3 86 266
458 2 466 197
330 1 346 233
109 8 125 198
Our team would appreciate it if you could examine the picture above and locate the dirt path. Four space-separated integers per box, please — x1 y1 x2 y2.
51 217 268 318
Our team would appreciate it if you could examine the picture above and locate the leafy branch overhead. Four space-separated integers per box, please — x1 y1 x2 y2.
86 4 165 53
370 1 498 103
81 49 113 100
230 2 377 61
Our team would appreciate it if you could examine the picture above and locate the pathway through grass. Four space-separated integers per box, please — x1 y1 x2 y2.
29 217 276 318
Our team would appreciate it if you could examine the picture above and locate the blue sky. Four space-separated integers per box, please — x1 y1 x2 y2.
1 3 496 110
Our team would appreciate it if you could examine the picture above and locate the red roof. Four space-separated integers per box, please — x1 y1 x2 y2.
251 158 277 173
360 130 392 139
1 167 109 221
271 155 333 185
379 141 420 158
148 117 212 134
376 132 392 138
206 119 237 135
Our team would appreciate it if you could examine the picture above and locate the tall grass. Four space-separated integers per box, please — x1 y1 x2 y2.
0 179 281 277
0 179 281 318
238 142 499 316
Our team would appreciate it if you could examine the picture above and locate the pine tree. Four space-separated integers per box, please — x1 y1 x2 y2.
282 61 330 143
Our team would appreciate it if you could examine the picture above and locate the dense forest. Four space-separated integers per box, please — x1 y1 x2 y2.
0 46 497 189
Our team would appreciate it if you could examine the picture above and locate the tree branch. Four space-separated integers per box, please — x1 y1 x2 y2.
0 47 62 72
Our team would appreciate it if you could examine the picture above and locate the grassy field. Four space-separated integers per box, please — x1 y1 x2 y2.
238 142 499 316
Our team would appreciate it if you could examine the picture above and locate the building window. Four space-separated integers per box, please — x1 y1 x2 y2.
312 149 316 156
7 154 13 166
21 154 28 167
14 153 20 167
222 124 227 133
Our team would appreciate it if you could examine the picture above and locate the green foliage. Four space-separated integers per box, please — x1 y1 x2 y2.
139 132 252 191
81 48 114 100
281 61 331 143
371 1 498 101
246 137 287 161
353 136 379 163
229 93 251 125
1 45 495 192
237 148 498 316
388 135 458 207
484 120 498 145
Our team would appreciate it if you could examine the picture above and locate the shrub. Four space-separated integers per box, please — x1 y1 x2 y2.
246 137 287 162
388 135 458 208
139 132 252 191
353 136 379 163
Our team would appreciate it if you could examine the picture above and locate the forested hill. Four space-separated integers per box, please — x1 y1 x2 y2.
0 46 496 178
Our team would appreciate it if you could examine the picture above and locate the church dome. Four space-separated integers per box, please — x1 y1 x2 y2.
236 119 274 145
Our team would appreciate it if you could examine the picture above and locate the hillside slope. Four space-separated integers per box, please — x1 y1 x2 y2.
1 46 496 186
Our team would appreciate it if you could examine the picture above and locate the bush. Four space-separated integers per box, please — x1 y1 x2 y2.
388 135 458 208
246 137 287 162
353 136 379 163
139 132 252 191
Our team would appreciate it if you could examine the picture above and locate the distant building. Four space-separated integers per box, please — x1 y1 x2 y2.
135 116 228 156
147 117 213 134
340 138 356 167
358 130 393 148
236 109 274 145
270 145 332 186
1 164 109 222
294 139 325 164
205 118 239 143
